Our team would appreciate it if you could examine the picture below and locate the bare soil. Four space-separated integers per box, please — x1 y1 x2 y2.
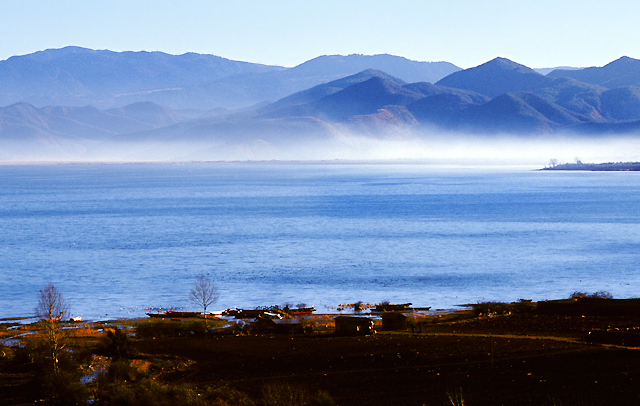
2 311 640 405
136 312 640 405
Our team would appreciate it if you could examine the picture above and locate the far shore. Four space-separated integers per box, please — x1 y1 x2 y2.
543 161 640 171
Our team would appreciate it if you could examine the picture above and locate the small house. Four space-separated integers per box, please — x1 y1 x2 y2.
334 316 375 336
273 319 305 334
381 312 407 331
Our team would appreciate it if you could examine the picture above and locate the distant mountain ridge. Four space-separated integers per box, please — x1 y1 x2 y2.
292 54 460 83
259 56 640 135
3 50 640 161
548 56 640 88
435 57 556 98
258 69 407 115
0 47 461 110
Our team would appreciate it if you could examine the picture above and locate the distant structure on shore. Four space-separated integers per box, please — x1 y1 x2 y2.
543 162 640 171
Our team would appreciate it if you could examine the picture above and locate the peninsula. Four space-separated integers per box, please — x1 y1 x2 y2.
543 161 640 171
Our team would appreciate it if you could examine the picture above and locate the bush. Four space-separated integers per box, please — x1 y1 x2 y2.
95 378 203 406
14 337 91 405
40 369 90 406
570 291 613 300
95 379 256 406
260 383 335 406
204 384 255 406
471 302 511 316
97 326 137 360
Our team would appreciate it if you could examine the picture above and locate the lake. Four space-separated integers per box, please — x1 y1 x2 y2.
1 163 640 321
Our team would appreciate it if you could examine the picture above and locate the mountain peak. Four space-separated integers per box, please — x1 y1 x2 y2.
548 56 640 88
604 55 640 69
435 57 553 98
477 57 538 73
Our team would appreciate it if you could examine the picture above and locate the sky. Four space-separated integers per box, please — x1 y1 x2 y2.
1 0 639 69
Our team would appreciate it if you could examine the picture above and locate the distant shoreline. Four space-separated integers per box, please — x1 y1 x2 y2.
542 162 640 171
0 159 537 167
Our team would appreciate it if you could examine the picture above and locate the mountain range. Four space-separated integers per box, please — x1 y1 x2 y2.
0 47 459 110
2 47 640 161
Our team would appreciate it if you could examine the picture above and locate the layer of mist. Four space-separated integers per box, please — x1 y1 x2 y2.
3 127 640 167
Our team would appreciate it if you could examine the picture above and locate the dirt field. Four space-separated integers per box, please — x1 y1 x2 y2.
2 309 640 405
136 316 640 405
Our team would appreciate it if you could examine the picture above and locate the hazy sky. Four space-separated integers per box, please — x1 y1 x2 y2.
2 0 639 69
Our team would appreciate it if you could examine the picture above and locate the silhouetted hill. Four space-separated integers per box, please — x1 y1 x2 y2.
462 93 557 133
531 78 605 119
281 76 423 121
435 57 640 124
6 52 640 162
204 55 460 110
0 101 186 142
599 87 640 121
436 57 555 98
0 48 460 110
263 60 640 134
259 69 406 114
548 57 640 88
0 47 282 109
456 93 584 133
290 54 460 83
405 85 490 126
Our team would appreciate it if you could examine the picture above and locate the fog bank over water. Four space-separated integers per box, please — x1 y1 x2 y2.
300 132 640 166
3 127 640 166
50 135 640 167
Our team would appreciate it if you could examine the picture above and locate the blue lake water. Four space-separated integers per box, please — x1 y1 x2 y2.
1 163 640 321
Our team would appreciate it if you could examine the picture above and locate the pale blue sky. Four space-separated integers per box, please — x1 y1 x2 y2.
1 0 638 69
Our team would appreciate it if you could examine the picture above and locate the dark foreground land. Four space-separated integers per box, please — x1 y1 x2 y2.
2 301 640 406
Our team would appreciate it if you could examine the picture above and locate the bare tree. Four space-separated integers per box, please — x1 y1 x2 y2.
35 283 70 372
189 273 219 330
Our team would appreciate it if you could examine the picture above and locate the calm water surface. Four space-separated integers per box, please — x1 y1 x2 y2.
1 164 640 321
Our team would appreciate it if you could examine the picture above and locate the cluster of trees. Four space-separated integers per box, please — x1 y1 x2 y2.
12 273 222 405
9 274 341 405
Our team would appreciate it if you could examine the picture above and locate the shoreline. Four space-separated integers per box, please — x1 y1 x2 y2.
0 159 544 168
0 307 468 326
543 161 640 171
4 299 640 405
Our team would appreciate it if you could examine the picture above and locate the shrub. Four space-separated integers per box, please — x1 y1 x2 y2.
14 334 91 405
471 302 511 316
447 386 466 406
260 383 335 406
41 369 90 406
95 378 256 406
570 291 613 300
204 384 255 406
97 326 137 360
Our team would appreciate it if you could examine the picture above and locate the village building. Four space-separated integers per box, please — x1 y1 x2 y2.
334 316 375 336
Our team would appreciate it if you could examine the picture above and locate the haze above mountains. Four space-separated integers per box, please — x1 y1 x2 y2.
2 47 640 162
